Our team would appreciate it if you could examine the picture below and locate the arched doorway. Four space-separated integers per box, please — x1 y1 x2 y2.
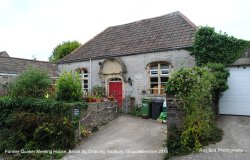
109 78 123 108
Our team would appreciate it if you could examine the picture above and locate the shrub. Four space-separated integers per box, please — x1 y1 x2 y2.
92 85 105 98
0 113 75 154
0 97 87 159
0 97 87 129
164 125 187 159
55 71 82 102
165 67 223 157
206 63 230 98
7 67 51 98
129 105 141 117
191 26 250 66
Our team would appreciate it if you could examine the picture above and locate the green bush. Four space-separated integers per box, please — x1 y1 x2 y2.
191 26 250 66
0 113 75 157
206 63 230 98
165 67 223 157
129 105 141 117
0 97 87 129
164 125 188 159
0 97 87 159
7 67 51 98
55 71 82 102
92 85 105 98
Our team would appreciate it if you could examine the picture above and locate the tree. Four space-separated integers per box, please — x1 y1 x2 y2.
8 67 51 98
49 40 81 62
191 26 250 66
55 71 82 102
190 26 250 115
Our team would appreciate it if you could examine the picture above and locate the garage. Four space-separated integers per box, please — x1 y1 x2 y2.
219 66 250 116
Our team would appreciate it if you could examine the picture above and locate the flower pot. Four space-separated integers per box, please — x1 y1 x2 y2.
95 98 102 103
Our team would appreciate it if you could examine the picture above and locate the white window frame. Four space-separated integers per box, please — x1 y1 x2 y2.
76 68 89 94
160 69 170 76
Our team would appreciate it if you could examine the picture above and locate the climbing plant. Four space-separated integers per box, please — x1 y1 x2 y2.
191 26 250 66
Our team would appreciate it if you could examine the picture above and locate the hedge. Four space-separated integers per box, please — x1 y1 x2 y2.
0 97 87 159
1 113 75 150
0 97 87 129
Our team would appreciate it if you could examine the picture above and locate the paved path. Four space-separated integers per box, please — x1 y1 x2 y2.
171 115 250 160
63 115 167 160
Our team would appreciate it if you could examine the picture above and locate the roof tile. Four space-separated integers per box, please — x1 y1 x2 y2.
0 56 59 77
60 11 197 63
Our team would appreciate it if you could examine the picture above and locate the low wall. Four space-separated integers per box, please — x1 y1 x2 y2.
80 101 118 131
166 94 184 128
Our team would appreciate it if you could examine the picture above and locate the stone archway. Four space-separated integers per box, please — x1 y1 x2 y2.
99 58 127 100
99 58 127 82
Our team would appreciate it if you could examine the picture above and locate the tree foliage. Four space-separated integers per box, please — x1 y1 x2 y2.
165 67 222 156
191 26 250 66
49 40 81 62
7 67 51 98
206 63 230 98
55 71 82 102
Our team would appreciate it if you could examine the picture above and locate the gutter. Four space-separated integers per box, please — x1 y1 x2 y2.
89 58 92 93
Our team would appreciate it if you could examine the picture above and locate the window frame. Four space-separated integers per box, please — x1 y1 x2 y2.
149 62 170 95
75 68 89 93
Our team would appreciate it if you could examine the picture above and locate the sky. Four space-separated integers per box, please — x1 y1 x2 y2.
0 0 250 61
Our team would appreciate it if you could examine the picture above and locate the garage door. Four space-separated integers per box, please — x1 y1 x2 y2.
219 67 250 116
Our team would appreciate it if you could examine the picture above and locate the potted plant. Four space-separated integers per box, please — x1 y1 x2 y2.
108 96 115 101
92 85 105 102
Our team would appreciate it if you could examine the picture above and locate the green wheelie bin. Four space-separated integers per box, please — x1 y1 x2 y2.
141 97 151 118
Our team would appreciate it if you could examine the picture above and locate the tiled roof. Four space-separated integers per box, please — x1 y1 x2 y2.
0 56 59 77
0 51 10 57
59 11 197 63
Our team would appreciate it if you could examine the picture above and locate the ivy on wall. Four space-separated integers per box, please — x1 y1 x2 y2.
191 26 250 66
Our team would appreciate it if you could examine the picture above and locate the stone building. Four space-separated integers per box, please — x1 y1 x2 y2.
58 11 197 106
0 52 58 96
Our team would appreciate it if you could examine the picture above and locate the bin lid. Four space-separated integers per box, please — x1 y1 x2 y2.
152 99 164 103
142 97 150 101
163 101 167 108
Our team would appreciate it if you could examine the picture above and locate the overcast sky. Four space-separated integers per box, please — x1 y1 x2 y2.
0 0 249 61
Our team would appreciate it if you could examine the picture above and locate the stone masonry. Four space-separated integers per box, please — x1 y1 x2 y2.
80 101 118 131
166 94 184 128
59 50 195 105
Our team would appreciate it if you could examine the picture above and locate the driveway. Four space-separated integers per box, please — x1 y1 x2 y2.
63 115 167 160
171 115 250 160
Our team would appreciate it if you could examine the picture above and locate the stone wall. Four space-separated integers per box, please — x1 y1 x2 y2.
0 75 15 96
166 94 184 128
59 50 195 105
80 101 118 131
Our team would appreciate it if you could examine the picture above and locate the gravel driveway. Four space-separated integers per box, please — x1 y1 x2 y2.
171 115 250 160
63 115 167 160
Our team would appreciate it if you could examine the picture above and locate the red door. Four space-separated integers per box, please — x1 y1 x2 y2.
109 81 123 108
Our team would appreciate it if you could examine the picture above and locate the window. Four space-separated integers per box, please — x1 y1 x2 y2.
75 68 88 93
149 62 170 95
